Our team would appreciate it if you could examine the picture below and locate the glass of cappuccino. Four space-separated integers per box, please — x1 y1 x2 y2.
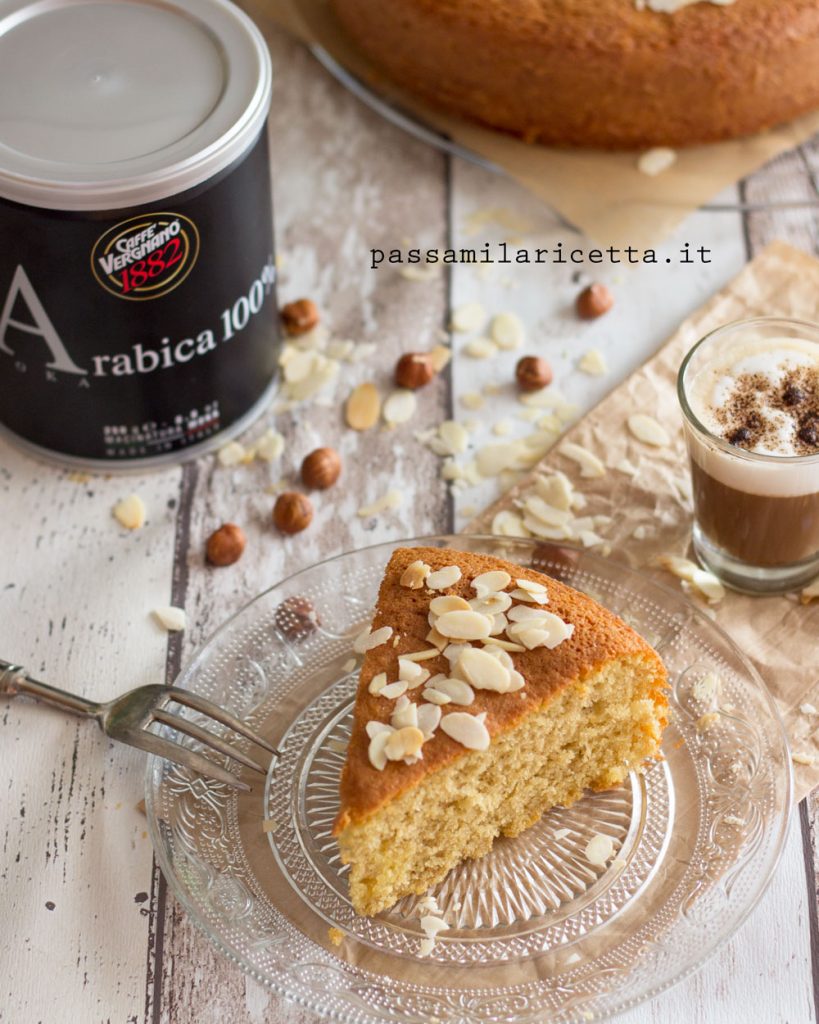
678 317 819 594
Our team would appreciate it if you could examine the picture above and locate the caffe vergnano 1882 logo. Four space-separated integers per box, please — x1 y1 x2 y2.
91 212 200 300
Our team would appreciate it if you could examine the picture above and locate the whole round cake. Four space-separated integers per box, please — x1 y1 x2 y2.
331 0 819 148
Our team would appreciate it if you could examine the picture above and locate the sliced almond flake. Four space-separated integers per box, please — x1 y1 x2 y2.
655 555 726 604
422 687 452 706
398 657 430 683
427 678 475 705
507 612 574 649
522 515 570 541
113 493 146 529
460 392 485 411
440 711 490 751
516 580 547 597
476 440 534 477
470 592 512 616
471 570 512 598
416 703 442 739
368 672 388 695
509 587 549 604
696 712 720 732
430 595 471 615
380 680 409 700
383 389 417 427
578 349 607 376
534 471 574 511
428 344 452 373
435 609 492 640
457 647 511 692
464 337 498 359
418 937 435 958
357 488 402 518
525 430 559 455
799 702 818 715
400 560 431 589
365 720 393 739
492 419 512 437
579 529 606 548
402 647 442 663
553 828 571 841
153 606 186 632
508 604 553 622
420 914 449 938
533 416 560 437
560 442 605 478
491 510 531 538
427 565 463 590
368 730 392 770
253 429 285 462
792 752 816 766
637 146 677 176
490 312 524 350
615 457 639 476
262 818 279 833
800 577 819 604
345 382 381 431
451 301 486 333
354 625 394 653
425 628 448 651
523 494 573 527
484 637 526 653
585 834 614 866
437 420 469 456
342 658 357 673
385 726 424 760
628 413 671 447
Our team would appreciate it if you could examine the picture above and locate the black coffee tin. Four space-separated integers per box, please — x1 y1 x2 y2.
0 0 277 469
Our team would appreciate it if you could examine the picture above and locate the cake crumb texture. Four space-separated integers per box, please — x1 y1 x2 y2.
334 546 668 916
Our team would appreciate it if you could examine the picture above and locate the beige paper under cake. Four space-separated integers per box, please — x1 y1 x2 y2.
248 0 819 248
467 240 819 803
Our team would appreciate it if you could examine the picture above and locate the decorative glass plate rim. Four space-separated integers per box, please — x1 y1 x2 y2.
144 534 793 1024
308 43 819 214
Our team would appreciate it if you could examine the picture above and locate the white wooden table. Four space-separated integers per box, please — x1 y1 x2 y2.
2 25 818 1024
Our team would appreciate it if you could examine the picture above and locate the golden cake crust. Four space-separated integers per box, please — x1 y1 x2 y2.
334 546 667 833
331 0 819 147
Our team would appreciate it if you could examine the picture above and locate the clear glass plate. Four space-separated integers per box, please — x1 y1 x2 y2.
145 535 792 1024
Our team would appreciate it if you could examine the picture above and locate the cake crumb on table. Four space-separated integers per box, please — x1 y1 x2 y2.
328 927 344 947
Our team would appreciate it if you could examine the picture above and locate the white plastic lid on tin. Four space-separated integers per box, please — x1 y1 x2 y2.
0 0 272 210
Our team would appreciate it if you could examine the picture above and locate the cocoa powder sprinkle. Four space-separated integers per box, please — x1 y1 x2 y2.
715 365 819 455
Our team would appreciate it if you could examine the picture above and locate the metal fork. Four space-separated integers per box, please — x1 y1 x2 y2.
0 659 278 791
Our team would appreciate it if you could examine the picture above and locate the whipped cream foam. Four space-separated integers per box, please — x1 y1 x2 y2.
686 336 819 497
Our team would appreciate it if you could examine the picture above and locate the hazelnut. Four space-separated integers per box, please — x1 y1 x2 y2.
301 447 341 490
395 352 435 390
576 283 614 320
206 523 246 566
515 355 553 393
273 491 313 534
275 595 320 642
280 298 319 336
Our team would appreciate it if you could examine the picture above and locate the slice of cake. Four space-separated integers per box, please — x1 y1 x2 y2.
334 546 669 917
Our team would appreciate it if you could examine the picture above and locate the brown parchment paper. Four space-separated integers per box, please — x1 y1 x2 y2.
466 240 819 802
248 0 819 248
